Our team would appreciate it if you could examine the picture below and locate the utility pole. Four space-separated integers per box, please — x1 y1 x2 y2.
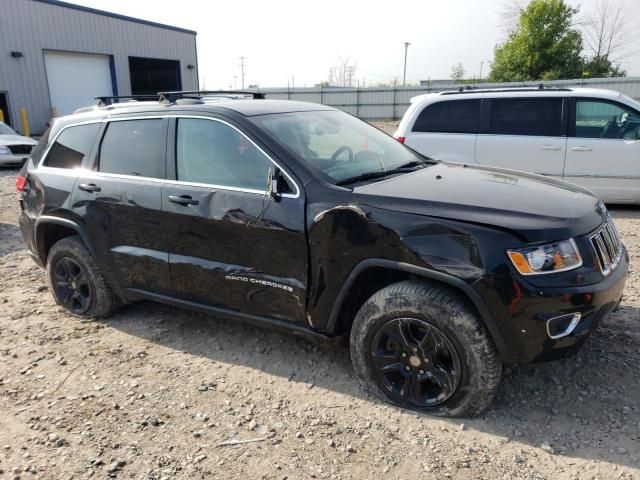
479 61 484 83
238 56 246 89
403 42 410 86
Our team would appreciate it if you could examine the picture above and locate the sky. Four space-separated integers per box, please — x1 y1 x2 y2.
67 0 640 88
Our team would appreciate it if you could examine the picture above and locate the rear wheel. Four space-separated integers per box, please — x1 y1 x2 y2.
46 236 122 318
350 281 501 417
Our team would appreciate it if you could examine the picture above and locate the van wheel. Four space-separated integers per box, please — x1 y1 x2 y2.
46 236 122 319
350 281 501 417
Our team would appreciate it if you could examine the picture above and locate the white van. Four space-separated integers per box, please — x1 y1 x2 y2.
394 87 640 204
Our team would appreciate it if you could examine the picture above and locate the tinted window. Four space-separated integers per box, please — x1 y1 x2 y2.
490 98 563 136
176 118 272 191
413 100 480 133
99 119 164 178
43 123 100 169
574 100 640 139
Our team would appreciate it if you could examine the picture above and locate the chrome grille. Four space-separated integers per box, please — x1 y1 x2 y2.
590 217 623 275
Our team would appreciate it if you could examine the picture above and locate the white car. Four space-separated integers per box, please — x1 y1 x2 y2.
0 122 37 167
394 87 640 204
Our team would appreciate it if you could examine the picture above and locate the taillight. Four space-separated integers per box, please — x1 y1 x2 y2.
396 136 406 144
16 175 27 192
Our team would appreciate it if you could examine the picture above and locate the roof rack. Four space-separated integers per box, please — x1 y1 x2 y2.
158 90 266 103
440 85 572 96
95 95 161 106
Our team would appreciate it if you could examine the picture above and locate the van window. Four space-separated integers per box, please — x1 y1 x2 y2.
176 118 273 191
489 98 563 136
412 99 480 134
43 123 100 169
574 99 640 139
99 119 164 178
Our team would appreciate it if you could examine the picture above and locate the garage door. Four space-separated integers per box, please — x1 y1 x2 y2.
44 51 114 116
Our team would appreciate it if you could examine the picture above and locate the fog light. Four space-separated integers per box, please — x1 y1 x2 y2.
546 313 582 339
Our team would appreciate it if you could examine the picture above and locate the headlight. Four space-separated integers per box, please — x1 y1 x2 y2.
507 239 582 275
0 146 11 155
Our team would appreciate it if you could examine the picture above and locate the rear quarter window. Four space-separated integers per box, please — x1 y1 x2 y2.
42 123 101 169
412 99 480 134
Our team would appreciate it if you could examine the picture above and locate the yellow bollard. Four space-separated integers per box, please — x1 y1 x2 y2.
0 109 4 123
20 108 29 137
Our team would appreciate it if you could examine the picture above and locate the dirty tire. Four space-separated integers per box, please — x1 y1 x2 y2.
350 280 501 417
46 235 122 319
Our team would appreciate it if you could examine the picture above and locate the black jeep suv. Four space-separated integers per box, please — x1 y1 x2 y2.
17 92 628 417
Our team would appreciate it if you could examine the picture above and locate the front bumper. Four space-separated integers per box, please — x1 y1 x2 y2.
0 154 30 166
473 251 628 363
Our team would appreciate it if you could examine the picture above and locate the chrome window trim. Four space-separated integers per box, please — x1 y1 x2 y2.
36 115 301 199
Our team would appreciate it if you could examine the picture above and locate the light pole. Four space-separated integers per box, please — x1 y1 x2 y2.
479 61 484 83
403 42 410 86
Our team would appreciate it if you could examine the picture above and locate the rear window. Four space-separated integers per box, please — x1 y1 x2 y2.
42 123 100 169
412 99 480 134
98 119 164 178
489 98 563 136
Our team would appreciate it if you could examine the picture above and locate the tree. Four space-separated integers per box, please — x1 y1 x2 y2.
489 0 583 82
450 63 466 82
581 0 635 78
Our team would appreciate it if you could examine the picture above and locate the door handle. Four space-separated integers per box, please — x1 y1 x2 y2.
571 146 593 152
168 194 199 206
541 145 562 150
78 183 101 192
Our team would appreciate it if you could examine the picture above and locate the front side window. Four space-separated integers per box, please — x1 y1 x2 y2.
99 119 164 178
490 98 563 137
574 100 640 139
43 123 100 169
176 118 273 191
412 99 480 134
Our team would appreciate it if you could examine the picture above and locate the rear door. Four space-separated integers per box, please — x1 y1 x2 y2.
475 96 567 178
72 116 172 293
564 97 640 203
404 98 480 163
162 116 308 323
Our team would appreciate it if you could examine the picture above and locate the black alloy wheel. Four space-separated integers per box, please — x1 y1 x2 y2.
51 256 92 314
371 317 461 407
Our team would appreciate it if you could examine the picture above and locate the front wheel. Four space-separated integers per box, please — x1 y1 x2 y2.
350 281 502 417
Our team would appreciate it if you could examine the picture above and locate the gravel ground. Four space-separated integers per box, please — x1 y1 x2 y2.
0 163 639 480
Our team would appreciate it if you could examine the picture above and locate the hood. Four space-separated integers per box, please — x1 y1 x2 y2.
353 162 604 243
0 134 37 146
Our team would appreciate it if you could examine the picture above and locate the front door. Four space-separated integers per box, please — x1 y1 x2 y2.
564 97 640 203
162 116 308 323
72 117 171 293
475 96 567 178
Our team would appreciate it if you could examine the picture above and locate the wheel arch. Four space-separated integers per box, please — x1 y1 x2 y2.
35 216 95 264
326 259 512 361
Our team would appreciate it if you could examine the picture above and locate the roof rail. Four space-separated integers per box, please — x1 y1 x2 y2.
95 95 160 106
440 86 573 96
158 90 266 103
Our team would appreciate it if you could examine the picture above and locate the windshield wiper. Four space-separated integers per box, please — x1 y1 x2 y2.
336 162 428 187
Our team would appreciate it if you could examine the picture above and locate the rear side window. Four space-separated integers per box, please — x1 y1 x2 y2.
99 119 164 178
42 123 100 169
489 98 563 136
412 99 480 134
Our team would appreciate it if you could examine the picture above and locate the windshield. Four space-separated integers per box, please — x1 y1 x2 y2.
252 110 429 185
0 122 16 135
